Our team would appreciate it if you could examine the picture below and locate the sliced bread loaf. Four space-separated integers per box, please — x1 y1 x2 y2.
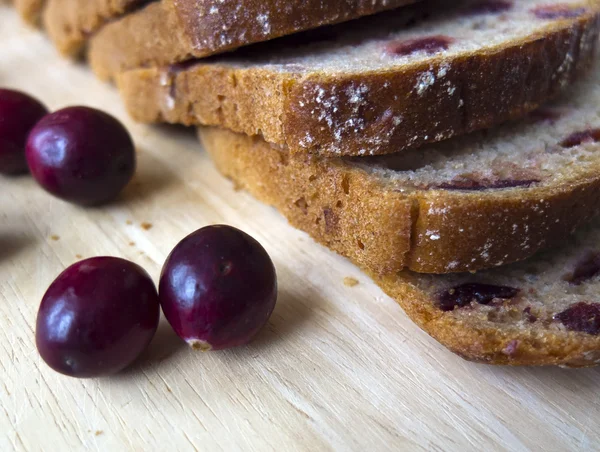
198 63 600 275
42 0 147 56
375 216 600 367
120 0 600 157
88 0 420 81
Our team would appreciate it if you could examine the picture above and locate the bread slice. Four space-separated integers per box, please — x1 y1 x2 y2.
375 216 600 367
88 0 420 81
119 0 600 158
42 0 146 56
198 63 600 275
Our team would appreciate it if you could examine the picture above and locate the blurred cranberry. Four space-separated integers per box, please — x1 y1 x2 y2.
26 106 135 205
0 89 48 175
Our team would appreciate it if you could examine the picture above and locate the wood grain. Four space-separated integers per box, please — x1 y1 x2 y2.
1 7 600 451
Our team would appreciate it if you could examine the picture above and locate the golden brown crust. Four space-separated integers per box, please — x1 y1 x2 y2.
201 127 600 365
42 0 144 56
373 272 600 367
14 0 44 25
198 128 600 275
90 2 195 80
201 128 415 274
118 8 600 157
89 0 419 81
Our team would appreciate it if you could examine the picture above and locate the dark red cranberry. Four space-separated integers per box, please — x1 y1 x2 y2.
555 302 600 335
528 108 561 124
560 129 600 148
385 35 454 57
159 225 277 351
435 178 540 191
503 340 520 356
36 257 160 378
26 106 135 206
438 283 519 312
523 307 538 323
532 5 587 19
465 1 513 15
563 251 600 285
0 89 48 175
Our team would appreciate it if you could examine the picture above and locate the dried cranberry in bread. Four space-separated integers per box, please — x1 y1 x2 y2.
119 0 600 158
375 216 600 367
198 63 600 275
88 0 420 80
43 0 147 56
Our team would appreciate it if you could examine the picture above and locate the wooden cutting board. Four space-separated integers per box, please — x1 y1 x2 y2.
1 7 599 451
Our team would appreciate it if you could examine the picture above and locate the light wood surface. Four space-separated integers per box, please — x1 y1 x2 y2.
1 8 600 451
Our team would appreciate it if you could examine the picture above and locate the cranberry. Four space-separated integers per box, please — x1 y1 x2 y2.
36 257 160 378
523 307 538 323
159 225 277 351
563 251 600 285
555 302 600 335
0 89 48 175
528 108 561 124
26 106 135 205
438 283 519 311
465 1 513 15
532 5 587 19
435 178 540 191
560 129 600 148
385 35 454 57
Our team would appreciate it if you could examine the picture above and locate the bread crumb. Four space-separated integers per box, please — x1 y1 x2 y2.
141 222 153 230
95 430 103 436
126 220 133 225
344 277 359 287
129 242 135 246
75 254 82 259
50 235 60 241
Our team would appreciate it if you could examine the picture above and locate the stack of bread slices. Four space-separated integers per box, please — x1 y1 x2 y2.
12 0 600 367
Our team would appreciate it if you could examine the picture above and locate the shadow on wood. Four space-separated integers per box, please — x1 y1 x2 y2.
0 230 35 261
115 148 179 206
234 286 319 356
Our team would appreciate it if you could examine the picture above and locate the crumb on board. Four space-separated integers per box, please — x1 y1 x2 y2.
95 430 103 436
343 277 359 287
126 220 133 225
75 254 82 259
141 222 153 230
129 241 135 246
50 235 60 241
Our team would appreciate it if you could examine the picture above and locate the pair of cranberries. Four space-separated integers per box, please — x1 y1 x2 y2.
36 225 278 378
0 88 134 205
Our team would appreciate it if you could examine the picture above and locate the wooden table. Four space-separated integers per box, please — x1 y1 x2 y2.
1 7 599 451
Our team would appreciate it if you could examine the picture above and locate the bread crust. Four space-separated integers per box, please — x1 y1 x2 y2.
89 0 419 81
198 127 600 275
42 0 144 56
14 0 44 25
201 127 600 366
374 271 600 367
118 6 600 157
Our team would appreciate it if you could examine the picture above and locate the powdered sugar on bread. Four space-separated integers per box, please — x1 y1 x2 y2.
90 0 420 81
198 58 600 275
358 66 600 190
378 216 600 366
118 0 600 157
